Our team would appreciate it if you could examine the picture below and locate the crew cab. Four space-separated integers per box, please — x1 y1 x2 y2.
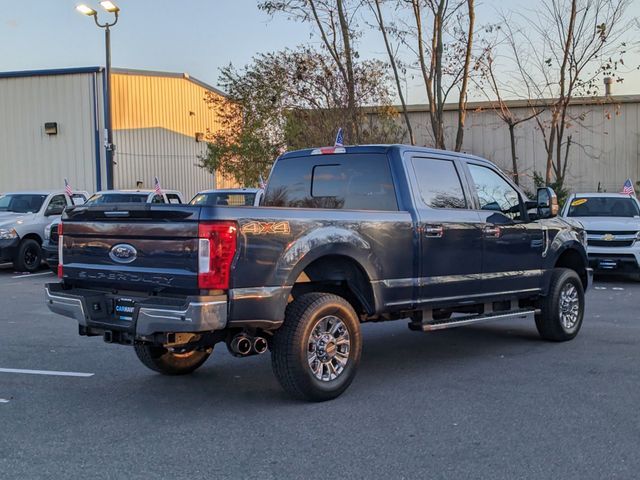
0 190 88 272
45 145 591 401
43 189 185 273
561 192 640 280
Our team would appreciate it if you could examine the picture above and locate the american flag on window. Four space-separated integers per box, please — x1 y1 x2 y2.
334 127 344 147
64 178 72 197
154 177 163 196
621 178 635 195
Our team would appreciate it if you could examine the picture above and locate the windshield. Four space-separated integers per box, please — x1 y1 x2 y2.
190 192 256 206
0 194 47 213
86 193 149 205
567 197 640 218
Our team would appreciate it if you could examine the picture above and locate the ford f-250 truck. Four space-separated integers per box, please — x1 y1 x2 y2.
45 145 592 401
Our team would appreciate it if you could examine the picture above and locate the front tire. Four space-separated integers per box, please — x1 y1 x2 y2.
13 238 41 273
134 344 211 375
535 268 585 341
271 293 362 402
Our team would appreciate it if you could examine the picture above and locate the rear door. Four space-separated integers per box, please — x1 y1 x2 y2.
464 162 544 294
408 155 484 301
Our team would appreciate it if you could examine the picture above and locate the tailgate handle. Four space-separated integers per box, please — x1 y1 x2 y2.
104 211 130 218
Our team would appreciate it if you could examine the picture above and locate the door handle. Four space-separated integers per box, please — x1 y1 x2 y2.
424 225 444 238
483 225 502 238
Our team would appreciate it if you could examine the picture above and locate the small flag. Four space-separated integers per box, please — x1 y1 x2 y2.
334 127 344 147
64 178 72 197
621 178 635 195
154 176 163 196
259 175 266 189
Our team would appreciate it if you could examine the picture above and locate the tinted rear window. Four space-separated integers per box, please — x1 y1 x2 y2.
263 154 397 211
567 197 640 217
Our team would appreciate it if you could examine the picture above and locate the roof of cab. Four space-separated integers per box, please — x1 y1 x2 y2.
278 144 494 166
570 192 638 199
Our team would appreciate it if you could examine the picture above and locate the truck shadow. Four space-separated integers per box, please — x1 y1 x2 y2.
117 321 545 409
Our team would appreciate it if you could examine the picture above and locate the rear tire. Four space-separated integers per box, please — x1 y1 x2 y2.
134 344 211 375
535 268 585 341
13 239 41 273
271 293 362 402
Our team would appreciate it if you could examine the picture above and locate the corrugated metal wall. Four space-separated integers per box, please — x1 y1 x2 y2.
111 72 225 199
0 72 101 193
405 97 640 193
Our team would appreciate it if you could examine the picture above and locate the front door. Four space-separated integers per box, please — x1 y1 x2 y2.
408 155 484 302
465 162 544 294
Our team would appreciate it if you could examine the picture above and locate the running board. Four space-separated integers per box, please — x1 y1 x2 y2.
408 309 538 332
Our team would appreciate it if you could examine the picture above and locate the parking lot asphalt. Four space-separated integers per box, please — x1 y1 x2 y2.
0 263 639 480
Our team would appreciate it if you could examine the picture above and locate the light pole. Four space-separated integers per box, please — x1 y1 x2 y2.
77 1 120 190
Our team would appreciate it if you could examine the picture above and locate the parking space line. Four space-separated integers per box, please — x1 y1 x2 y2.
0 368 94 377
10 271 53 279
0 399 10 404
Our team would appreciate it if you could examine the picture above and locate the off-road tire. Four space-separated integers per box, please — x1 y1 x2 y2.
271 293 362 402
535 268 585 341
134 344 211 375
13 239 41 273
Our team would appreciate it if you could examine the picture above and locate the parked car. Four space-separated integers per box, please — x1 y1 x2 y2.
561 192 640 280
190 188 263 207
43 189 185 273
85 189 184 205
0 190 88 272
46 145 591 401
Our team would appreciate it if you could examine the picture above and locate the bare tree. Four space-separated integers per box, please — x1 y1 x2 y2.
367 0 415 144
400 0 475 151
506 0 630 188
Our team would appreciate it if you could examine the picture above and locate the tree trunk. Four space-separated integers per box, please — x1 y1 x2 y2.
508 122 519 185
454 0 475 152
336 0 359 143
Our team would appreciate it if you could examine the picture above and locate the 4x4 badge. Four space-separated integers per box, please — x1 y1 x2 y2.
241 221 290 235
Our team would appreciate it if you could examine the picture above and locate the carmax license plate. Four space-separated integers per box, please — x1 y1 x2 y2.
114 298 136 321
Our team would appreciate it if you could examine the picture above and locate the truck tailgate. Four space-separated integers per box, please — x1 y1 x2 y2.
60 205 200 292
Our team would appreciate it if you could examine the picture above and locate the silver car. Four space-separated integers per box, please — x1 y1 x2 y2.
0 190 88 272
561 192 640 280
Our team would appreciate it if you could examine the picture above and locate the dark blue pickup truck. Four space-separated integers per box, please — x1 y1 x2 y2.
46 145 592 401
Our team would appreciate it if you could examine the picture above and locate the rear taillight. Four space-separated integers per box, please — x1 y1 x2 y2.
57 223 64 279
198 221 237 290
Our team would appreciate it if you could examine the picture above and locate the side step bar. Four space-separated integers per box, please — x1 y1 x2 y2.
409 309 538 332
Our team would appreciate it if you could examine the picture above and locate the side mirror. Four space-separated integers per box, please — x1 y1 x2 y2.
536 187 559 219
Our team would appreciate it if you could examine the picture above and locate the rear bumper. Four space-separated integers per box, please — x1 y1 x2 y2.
44 283 227 339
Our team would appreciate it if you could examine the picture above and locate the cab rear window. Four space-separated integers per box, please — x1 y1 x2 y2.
263 154 397 211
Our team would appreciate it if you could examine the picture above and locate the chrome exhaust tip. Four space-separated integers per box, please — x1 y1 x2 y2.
253 336 268 354
230 335 252 356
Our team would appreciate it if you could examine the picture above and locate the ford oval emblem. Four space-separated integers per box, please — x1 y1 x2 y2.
109 243 138 264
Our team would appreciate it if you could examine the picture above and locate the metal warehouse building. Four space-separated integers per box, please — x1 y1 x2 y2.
0 67 232 199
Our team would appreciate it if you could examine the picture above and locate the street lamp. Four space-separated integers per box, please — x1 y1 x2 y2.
76 1 120 190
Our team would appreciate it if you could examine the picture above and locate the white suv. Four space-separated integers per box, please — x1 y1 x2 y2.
561 193 640 280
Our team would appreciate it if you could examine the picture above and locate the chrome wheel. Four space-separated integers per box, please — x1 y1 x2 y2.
307 315 350 382
559 283 580 330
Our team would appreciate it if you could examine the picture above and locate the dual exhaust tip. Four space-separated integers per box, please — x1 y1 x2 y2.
229 334 268 357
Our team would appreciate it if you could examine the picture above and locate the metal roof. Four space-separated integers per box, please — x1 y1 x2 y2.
0 66 226 97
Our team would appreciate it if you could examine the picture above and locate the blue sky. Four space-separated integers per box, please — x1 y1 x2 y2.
1 0 639 103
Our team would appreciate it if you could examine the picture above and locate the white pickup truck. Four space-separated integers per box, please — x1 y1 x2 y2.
0 190 88 272
561 193 640 280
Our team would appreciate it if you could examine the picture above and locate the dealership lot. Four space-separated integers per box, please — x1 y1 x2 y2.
1 264 639 479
